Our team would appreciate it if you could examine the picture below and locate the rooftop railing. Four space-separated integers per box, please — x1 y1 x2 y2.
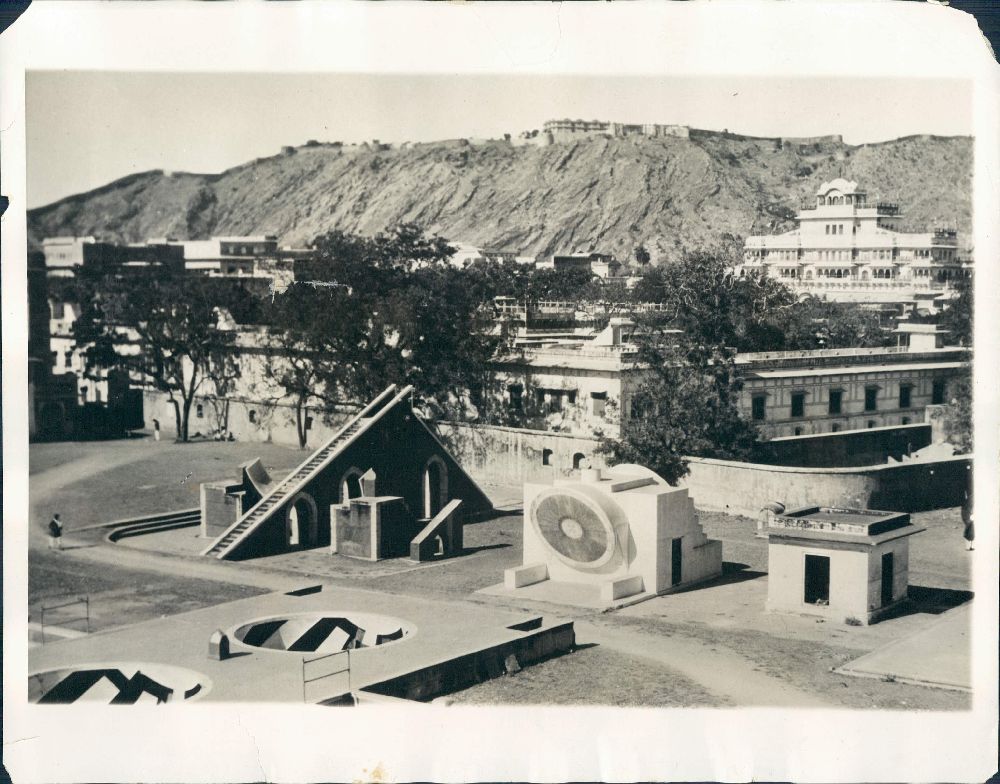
510 344 640 361
784 279 953 291
737 346 912 362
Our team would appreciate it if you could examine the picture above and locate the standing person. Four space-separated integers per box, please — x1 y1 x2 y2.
48 513 63 551
152 418 161 442
962 489 974 551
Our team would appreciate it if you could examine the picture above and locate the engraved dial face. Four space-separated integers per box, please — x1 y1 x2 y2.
530 489 617 567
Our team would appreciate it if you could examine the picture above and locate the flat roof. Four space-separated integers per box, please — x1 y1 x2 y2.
749 361 965 379
793 508 901 525
769 505 917 541
767 524 925 547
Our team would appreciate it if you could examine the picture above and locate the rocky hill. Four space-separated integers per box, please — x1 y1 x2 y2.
27 130 973 261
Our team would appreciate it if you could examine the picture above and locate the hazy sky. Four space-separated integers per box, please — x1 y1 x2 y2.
27 72 972 208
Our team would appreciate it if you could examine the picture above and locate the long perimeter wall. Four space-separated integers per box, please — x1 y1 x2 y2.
143 394 967 515
682 455 971 516
437 422 968 514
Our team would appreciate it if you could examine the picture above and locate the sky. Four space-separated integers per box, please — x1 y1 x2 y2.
26 72 972 208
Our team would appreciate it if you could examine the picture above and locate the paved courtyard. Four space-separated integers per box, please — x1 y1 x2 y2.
25 438 975 709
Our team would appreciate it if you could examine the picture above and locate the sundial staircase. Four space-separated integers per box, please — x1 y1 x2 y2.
201 385 406 560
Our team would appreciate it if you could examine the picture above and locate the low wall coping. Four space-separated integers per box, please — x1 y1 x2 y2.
438 420 602 443
766 422 931 443
684 454 971 475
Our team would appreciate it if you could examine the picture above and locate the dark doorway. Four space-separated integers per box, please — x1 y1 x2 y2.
671 538 683 586
343 473 363 501
424 459 446 518
881 552 895 606
804 554 830 604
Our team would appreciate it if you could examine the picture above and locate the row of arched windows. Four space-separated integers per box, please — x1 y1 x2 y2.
541 449 588 470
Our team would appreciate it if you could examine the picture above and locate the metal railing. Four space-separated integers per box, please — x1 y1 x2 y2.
493 298 670 315
302 648 351 703
38 595 90 644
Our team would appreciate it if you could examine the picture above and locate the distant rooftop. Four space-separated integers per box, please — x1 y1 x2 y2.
816 178 863 197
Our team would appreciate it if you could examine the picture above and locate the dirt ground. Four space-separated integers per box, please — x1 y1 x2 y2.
24 439 975 709
29 549 268 632
445 644 731 707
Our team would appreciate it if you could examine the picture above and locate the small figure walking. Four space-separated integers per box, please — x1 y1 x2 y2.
48 513 63 551
962 490 974 551
153 418 161 442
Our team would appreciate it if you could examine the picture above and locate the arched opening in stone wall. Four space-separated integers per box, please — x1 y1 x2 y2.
286 492 318 548
423 456 448 519
339 467 366 504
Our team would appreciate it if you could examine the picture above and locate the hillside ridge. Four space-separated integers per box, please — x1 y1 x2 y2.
28 130 973 261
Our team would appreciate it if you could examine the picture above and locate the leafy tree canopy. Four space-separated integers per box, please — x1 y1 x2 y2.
629 252 893 353
71 267 250 441
599 319 759 485
937 281 972 347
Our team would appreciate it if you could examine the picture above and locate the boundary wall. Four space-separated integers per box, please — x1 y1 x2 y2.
143 394 967 514
437 422 968 514
435 422 604 485
682 455 970 516
758 423 933 468
143 391 353 449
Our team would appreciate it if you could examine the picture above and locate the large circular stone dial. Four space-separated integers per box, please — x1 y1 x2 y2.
529 487 620 568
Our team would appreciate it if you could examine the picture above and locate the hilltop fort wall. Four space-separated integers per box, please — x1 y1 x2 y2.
540 119 690 144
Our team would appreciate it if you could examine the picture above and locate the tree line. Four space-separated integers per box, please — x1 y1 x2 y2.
64 224 967 480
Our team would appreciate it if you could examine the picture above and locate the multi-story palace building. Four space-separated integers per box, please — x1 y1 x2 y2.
739 178 972 314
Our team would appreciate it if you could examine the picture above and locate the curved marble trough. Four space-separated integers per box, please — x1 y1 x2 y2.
29 662 210 704
232 611 414 654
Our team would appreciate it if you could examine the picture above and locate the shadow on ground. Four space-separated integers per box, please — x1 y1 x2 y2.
877 584 974 621
670 561 766 595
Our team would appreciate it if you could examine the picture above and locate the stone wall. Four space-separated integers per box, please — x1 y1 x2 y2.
435 421 604 485
758 423 933 468
436 422 968 515
682 455 971 517
200 481 241 539
143 390 353 449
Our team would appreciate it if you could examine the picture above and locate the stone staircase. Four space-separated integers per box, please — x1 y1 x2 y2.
201 385 402 559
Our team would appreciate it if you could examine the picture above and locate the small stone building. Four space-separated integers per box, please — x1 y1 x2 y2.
503 463 722 607
765 506 923 624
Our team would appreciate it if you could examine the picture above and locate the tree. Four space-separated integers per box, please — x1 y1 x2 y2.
627 252 797 353
630 251 895 353
370 264 501 418
72 270 242 441
599 321 759 485
770 295 892 352
462 257 597 305
946 366 972 453
202 345 242 438
288 225 500 425
261 282 362 448
937 281 972 347
634 244 651 265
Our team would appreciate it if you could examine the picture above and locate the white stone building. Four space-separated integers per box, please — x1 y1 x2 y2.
165 235 303 287
737 325 969 439
490 321 968 441
739 178 972 313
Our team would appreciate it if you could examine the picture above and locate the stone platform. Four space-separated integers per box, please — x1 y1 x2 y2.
833 602 972 691
28 584 574 704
